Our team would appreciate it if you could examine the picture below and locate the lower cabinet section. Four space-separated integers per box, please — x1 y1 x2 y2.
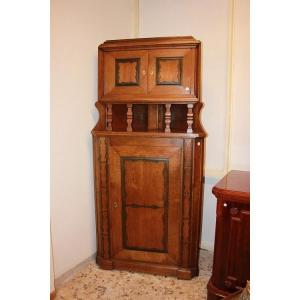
93 135 204 279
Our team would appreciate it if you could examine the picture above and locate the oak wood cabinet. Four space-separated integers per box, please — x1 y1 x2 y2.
92 36 206 279
207 171 250 299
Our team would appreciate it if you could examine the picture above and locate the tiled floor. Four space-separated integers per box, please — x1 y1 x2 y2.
55 250 213 300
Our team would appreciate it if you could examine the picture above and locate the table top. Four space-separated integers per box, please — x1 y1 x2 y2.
212 170 250 203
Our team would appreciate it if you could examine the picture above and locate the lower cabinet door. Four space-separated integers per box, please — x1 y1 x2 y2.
224 206 250 289
108 137 183 266
212 201 250 293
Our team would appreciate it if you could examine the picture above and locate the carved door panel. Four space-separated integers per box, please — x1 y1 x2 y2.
103 50 148 97
224 206 250 290
147 48 195 96
108 137 182 266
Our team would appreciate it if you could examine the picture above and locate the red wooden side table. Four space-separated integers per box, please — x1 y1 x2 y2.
207 170 250 300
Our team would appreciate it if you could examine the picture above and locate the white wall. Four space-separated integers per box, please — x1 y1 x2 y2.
51 0 138 277
139 0 250 250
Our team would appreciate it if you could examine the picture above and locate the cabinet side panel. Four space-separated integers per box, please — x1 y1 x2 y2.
93 136 102 256
180 138 193 268
190 138 204 270
99 137 111 259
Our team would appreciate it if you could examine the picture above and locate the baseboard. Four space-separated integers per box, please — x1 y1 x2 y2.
54 252 96 288
200 241 214 252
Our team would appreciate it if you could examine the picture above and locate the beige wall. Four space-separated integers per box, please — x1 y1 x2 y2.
139 0 250 174
139 0 250 250
229 0 250 170
51 0 249 278
140 0 230 175
51 0 138 277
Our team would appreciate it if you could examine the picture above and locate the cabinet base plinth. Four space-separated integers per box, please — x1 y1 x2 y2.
96 256 113 270
176 267 198 280
96 256 198 279
207 278 230 300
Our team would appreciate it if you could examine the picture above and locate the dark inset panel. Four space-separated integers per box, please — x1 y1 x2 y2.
112 104 127 131
156 57 183 85
121 157 169 252
171 104 188 132
115 58 140 86
125 207 165 252
132 104 148 131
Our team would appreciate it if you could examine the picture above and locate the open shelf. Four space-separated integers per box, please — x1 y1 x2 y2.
110 104 189 132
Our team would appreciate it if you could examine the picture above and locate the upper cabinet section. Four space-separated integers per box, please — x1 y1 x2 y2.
98 36 201 103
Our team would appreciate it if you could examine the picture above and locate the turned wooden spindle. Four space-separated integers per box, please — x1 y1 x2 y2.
165 104 171 132
127 104 133 132
106 104 112 131
187 103 194 133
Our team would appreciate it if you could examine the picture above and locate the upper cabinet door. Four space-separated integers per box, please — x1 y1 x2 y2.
103 50 148 99
148 48 195 96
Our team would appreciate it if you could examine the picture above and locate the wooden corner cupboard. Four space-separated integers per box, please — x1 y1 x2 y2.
207 170 250 299
92 36 206 279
